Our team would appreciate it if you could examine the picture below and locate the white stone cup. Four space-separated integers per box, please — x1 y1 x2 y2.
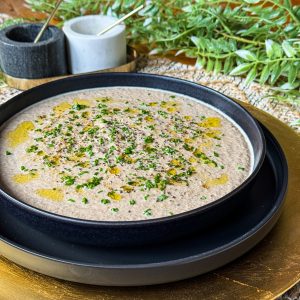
63 15 127 74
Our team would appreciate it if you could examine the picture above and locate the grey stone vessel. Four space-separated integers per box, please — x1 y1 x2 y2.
0 23 68 79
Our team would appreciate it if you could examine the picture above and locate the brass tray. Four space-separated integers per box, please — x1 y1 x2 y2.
0 101 299 299
2 46 138 90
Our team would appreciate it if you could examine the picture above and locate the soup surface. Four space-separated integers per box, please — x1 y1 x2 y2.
0 87 252 221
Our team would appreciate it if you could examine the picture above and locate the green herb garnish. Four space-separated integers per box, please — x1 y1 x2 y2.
156 194 168 202
26 145 38 153
143 208 152 217
72 103 88 110
144 136 154 144
61 175 76 186
101 199 111 205
82 197 88 204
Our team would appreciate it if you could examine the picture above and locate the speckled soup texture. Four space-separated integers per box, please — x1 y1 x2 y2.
0 87 252 221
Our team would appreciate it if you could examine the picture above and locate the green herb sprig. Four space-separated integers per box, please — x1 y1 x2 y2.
26 0 300 102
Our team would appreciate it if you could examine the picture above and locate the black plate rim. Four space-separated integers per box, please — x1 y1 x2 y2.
0 72 266 227
0 124 287 270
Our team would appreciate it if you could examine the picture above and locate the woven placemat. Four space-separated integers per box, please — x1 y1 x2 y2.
0 14 299 300
137 57 300 134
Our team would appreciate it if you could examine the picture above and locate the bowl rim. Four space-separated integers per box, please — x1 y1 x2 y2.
0 72 266 227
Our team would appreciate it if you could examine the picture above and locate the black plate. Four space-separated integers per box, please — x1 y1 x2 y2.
0 73 266 247
0 125 288 286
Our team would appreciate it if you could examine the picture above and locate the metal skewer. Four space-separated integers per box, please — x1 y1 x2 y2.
97 4 144 36
34 0 64 44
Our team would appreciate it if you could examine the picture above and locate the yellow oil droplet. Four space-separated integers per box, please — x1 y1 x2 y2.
121 185 134 193
184 138 193 144
36 189 64 201
167 107 177 113
83 124 93 132
7 121 35 148
169 101 178 106
125 108 138 114
108 191 122 201
189 157 197 163
190 166 196 172
76 189 84 195
37 151 45 156
203 174 229 188
167 169 177 176
204 130 221 138
148 102 158 106
145 116 154 122
109 167 120 175
68 155 83 163
161 101 178 108
13 173 39 184
81 111 91 118
184 116 192 121
47 156 60 166
53 102 72 115
73 99 91 106
81 161 90 168
198 117 221 128
169 130 177 136
127 157 135 164
118 154 135 164
193 148 203 157
170 159 182 167
198 140 213 150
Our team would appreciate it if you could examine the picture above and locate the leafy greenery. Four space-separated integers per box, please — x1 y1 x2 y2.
22 1 300 104
0 18 26 30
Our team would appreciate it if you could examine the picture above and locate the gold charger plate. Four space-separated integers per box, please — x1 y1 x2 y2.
0 101 299 299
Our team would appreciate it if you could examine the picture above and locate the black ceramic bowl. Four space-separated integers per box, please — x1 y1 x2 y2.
0 73 266 247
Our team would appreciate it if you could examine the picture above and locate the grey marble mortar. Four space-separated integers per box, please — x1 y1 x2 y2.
0 23 68 79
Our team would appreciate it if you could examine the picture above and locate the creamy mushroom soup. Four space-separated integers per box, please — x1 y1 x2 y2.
0 87 252 221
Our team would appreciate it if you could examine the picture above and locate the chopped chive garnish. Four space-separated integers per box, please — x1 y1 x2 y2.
101 199 111 205
156 194 168 202
82 197 88 204
143 208 152 216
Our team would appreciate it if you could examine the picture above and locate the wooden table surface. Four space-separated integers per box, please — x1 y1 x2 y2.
0 0 45 19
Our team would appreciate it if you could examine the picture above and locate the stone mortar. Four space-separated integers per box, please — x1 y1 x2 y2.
0 23 68 79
